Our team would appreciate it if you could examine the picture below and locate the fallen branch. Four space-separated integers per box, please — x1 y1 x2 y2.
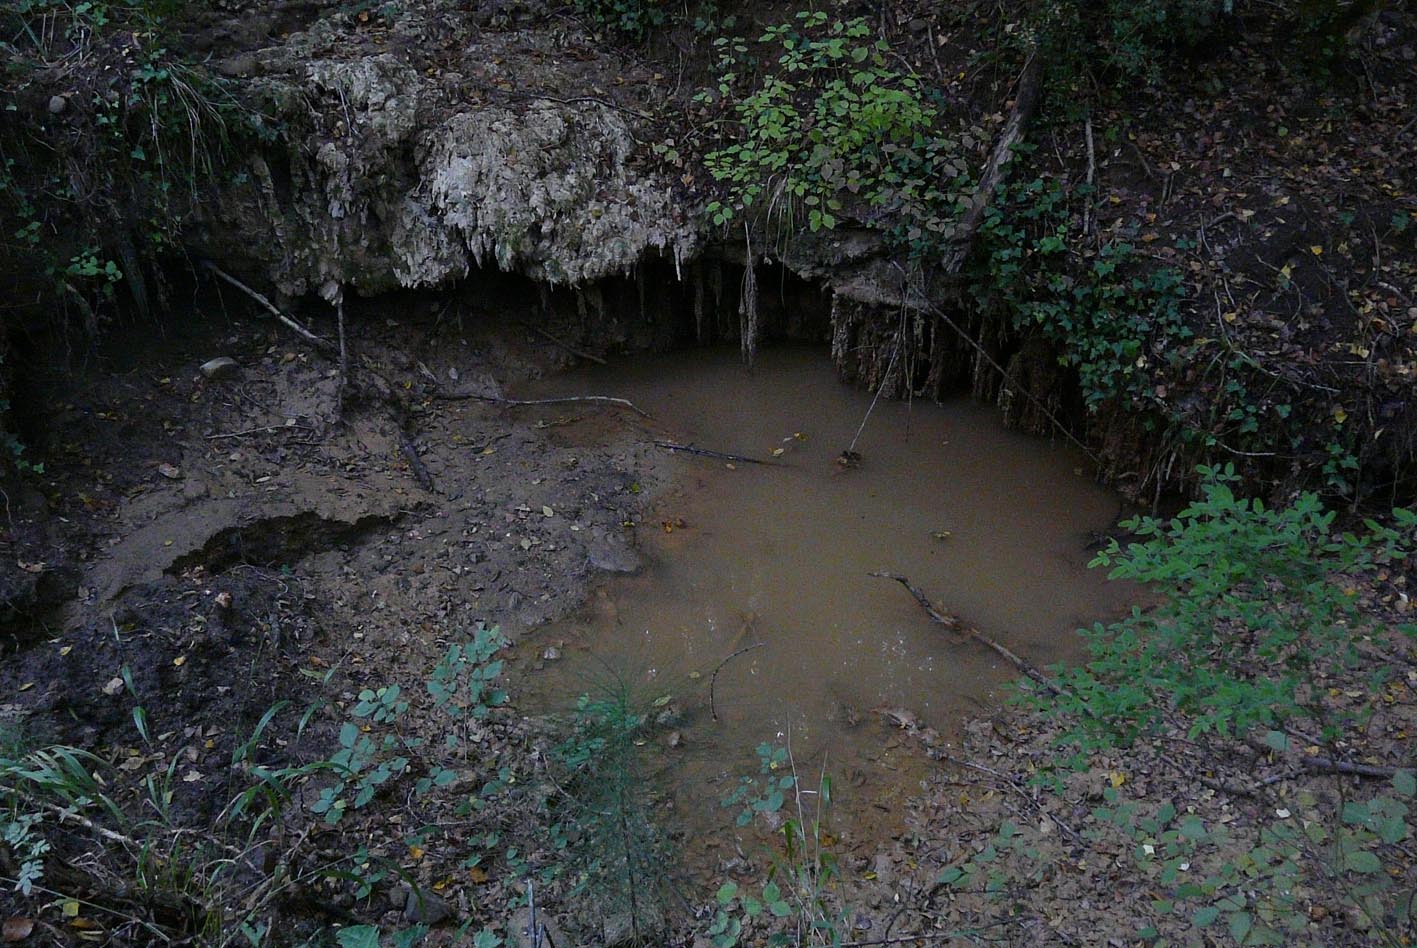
201 261 336 355
1245 734 1404 781
206 424 316 440
399 433 435 492
435 392 650 419
941 51 1043 274
337 296 350 401
653 440 772 466
710 642 766 722
869 571 1060 695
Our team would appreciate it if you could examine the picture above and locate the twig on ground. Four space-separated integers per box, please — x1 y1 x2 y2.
1245 734 1404 780
337 296 349 400
206 424 316 440
435 392 650 418
933 751 1081 843
0 877 174 943
868 571 1060 695
399 433 435 492
653 440 772 466
941 51 1043 274
709 642 766 722
200 261 335 355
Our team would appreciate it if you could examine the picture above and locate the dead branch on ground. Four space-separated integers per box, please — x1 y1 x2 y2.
435 392 651 418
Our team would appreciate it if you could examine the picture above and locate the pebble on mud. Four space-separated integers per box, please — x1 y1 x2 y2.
200 357 240 380
47 95 66 115
541 646 560 661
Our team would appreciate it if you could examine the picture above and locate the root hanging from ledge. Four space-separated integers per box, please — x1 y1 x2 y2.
739 256 759 366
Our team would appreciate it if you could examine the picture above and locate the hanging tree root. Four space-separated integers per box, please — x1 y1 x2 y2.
868 571 1060 695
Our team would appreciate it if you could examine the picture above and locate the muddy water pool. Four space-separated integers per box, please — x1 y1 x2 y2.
517 347 1136 853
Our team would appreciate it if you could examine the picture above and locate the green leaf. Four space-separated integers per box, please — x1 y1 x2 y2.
1192 906 1220 928
716 881 738 905
1395 769 1416 798
1343 850 1382 874
1262 730 1290 752
336 926 381 948
1228 910 1252 942
393 927 429 948
471 931 502 948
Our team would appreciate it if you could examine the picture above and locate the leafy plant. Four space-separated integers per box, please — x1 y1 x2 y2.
0 727 117 896
973 174 1191 411
939 770 1416 944
1015 0 1376 89
0 0 243 322
720 741 796 828
1034 464 1415 748
708 744 848 947
571 0 720 40
548 678 671 941
701 11 972 253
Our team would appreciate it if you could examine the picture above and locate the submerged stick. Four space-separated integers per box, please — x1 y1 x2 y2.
652 440 772 466
435 392 650 418
202 261 336 355
868 571 1060 695
709 642 766 722
520 322 607 365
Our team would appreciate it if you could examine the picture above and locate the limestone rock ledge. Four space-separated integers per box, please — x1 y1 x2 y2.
199 10 697 298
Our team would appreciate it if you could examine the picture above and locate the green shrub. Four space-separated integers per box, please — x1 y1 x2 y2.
1036 464 1415 749
701 11 972 253
973 174 1190 411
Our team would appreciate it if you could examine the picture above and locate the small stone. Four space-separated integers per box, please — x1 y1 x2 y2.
47 95 66 115
541 646 560 661
403 887 451 925
200 357 240 380
666 730 683 748
157 463 182 480
587 537 640 574
214 591 233 609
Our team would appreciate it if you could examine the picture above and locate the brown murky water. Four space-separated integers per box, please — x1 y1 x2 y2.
518 347 1136 851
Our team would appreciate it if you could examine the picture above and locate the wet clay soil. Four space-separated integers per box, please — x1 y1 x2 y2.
518 347 1139 847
